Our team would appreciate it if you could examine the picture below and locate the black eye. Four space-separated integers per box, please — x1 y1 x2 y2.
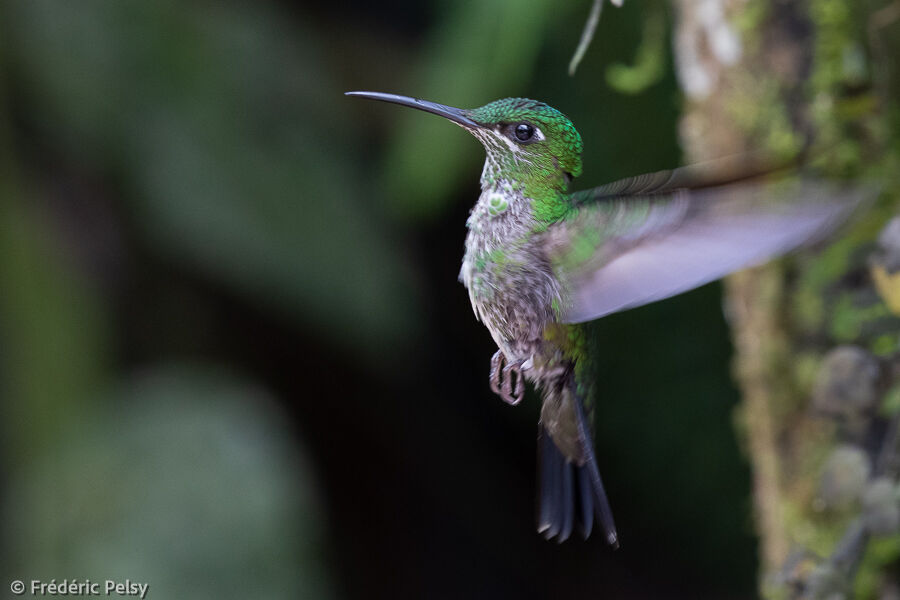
514 123 534 142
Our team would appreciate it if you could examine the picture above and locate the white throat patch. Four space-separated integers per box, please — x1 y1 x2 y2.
472 127 539 186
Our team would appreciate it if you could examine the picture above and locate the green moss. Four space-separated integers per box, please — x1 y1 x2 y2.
781 497 848 558
732 0 768 38
871 333 898 357
792 352 822 397
854 535 900 599
830 294 891 342
792 287 825 332
799 238 853 291
808 0 880 175
866 534 900 564
880 385 900 417
725 76 802 158
853 567 878 600
718 0 899 596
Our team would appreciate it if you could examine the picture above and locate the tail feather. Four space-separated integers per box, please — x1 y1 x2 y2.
537 427 562 539
537 376 619 546
576 464 594 539
559 456 575 542
572 390 619 548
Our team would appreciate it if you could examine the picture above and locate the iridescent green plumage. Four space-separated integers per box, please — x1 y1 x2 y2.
468 98 583 224
347 90 862 546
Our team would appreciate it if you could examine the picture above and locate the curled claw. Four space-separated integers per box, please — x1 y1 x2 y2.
490 350 505 397
502 361 525 405
489 350 525 406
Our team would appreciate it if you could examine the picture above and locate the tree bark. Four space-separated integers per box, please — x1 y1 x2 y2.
673 0 900 596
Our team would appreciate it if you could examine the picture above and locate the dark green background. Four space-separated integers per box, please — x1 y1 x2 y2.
0 1 756 597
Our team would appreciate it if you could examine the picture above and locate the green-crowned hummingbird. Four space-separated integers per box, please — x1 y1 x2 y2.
347 91 860 547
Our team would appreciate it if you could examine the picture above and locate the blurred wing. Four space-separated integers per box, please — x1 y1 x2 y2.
574 154 795 200
546 176 865 324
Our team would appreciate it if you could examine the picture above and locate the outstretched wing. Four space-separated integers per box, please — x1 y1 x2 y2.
545 170 866 324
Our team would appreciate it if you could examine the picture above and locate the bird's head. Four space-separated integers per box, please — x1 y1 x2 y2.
347 92 583 198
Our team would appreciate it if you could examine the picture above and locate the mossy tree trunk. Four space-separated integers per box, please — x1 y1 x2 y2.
672 0 900 597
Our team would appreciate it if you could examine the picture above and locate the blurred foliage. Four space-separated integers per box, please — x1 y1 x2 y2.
604 4 666 94
3 0 421 360
3 366 330 599
0 0 770 597
0 196 109 454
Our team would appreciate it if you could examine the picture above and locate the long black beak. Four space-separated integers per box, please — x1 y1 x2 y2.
346 91 479 128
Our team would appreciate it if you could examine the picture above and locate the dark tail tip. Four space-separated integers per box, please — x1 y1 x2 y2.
607 530 620 549
537 426 618 546
571 393 619 548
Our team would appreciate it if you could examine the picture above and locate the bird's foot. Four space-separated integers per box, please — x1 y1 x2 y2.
489 351 505 396
489 350 525 406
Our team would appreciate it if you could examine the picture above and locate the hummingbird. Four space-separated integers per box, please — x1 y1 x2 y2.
347 91 860 547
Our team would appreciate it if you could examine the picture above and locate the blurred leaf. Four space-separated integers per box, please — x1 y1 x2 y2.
605 7 665 94
4 365 332 600
0 47 108 459
4 0 421 359
0 199 109 456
